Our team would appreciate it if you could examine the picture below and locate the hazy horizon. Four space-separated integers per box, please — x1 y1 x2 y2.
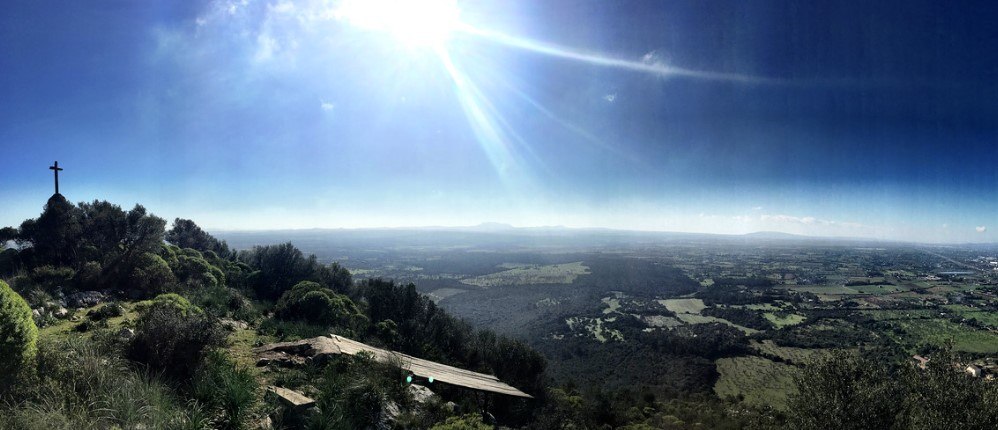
3 1 996 243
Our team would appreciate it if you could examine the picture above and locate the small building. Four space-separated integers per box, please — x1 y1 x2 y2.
966 364 983 378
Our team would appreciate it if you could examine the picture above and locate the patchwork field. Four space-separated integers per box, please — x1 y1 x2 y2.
460 262 590 287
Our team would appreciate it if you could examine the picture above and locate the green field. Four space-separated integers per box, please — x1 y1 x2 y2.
896 318 998 353
750 340 835 364
714 356 797 409
460 261 590 287
764 312 806 327
658 298 706 314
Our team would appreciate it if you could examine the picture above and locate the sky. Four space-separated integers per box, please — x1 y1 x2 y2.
1 0 996 243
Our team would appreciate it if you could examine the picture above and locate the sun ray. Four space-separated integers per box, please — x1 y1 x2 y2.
458 24 780 85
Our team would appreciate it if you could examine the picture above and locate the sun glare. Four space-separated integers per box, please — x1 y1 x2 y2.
337 0 460 48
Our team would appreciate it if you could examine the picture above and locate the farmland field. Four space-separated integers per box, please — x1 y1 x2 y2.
764 312 806 327
460 261 590 287
659 298 706 314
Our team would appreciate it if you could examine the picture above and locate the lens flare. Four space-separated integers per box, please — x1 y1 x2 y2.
337 0 460 47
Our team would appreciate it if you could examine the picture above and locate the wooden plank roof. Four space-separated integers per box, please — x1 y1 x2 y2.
254 335 533 399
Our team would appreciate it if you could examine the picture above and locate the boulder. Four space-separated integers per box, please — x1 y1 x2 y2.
118 328 135 340
65 291 104 308
409 384 437 405
32 308 41 318
221 318 249 330
53 307 69 318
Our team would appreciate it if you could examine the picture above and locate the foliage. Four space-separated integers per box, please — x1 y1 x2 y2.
306 354 410 430
191 350 258 430
0 280 38 389
702 306 773 331
128 252 176 294
274 281 365 329
27 265 75 291
787 348 998 429
16 194 82 267
239 242 351 299
86 302 124 321
166 218 234 259
188 284 258 321
895 349 998 429
128 296 227 380
0 337 210 430
173 253 225 288
258 318 331 341
430 414 491 430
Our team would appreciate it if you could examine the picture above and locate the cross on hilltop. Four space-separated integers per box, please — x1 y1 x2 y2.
49 161 63 195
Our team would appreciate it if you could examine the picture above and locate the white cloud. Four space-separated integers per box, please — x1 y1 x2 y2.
942 223 949 229
751 206 763 211
603 93 616 103
976 226 987 233
270 1 295 14
641 50 663 66
320 101 334 111
254 34 279 62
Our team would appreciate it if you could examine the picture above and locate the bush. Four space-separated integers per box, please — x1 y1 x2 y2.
192 350 257 430
87 302 124 321
128 252 176 295
0 280 37 386
431 414 492 430
127 296 227 380
274 281 364 328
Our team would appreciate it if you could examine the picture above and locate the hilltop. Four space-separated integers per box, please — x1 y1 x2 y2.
2 195 996 429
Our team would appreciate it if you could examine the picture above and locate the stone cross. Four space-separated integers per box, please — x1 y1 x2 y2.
49 161 63 194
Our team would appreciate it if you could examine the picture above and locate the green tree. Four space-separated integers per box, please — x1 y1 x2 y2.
240 243 316 299
787 352 899 430
0 280 38 388
17 194 82 266
166 218 233 258
274 281 364 328
128 252 177 294
896 348 998 429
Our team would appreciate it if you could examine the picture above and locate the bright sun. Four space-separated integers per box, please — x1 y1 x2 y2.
337 0 461 48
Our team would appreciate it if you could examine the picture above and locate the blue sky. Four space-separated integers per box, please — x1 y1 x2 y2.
1 0 996 243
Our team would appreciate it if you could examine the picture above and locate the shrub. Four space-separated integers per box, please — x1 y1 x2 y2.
430 414 492 430
127 296 227 380
87 302 124 321
274 281 364 328
128 252 176 295
192 350 258 430
0 280 37 386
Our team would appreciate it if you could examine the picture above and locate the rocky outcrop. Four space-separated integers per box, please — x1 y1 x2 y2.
252 336 341 367
65 291 104 308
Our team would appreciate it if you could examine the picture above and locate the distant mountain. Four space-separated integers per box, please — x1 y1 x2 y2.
741 231 810 240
